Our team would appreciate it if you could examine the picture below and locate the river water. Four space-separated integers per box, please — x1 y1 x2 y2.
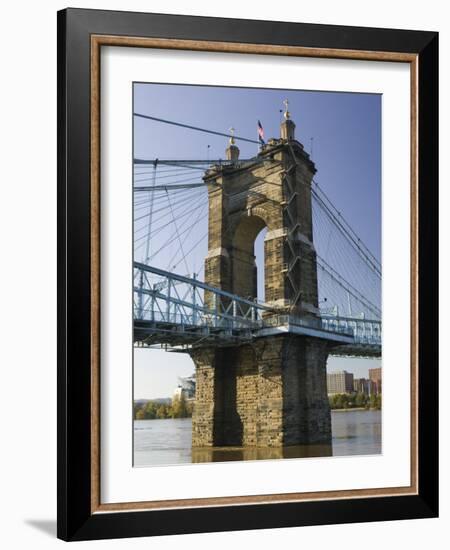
134 409 381 467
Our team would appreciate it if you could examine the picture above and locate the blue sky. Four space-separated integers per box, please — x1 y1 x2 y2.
133 82 381 399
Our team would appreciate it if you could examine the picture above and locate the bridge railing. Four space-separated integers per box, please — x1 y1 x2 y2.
321 315 382 346
134 262 381 347
262 313 381 346
134 262 273 330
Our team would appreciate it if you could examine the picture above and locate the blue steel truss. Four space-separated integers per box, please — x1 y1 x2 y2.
133 262 381 358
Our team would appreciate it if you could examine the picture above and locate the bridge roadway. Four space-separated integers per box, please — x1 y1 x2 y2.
133 263 381 358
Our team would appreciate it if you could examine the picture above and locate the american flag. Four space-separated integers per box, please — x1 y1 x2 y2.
257 120 265 145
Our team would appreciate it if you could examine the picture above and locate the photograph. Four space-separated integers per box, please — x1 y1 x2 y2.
52 6 439 542
132 83 382 467
0 0 443 543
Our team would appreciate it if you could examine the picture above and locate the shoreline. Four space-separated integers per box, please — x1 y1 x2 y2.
331 407 380 412
134 408 382 421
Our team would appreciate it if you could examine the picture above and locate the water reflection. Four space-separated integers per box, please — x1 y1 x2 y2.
192 444 332 463
133 410 381 467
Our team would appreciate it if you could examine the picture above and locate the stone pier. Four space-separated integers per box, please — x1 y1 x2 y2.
191 109 332 448
191 336 331 447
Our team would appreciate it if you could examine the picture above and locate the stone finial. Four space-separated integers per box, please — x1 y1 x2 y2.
280 100 296 140
226 127 240 161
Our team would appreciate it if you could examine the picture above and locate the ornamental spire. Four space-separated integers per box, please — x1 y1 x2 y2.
280 100 295 141
229 127 236 145
226 126 239 161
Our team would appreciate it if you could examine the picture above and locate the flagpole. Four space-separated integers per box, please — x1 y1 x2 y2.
257 124 259 156
257 120 265 155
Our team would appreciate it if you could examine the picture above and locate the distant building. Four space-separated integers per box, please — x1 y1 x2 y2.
327 370 354 395
369 367 382 394
173 374 196 401
353 377 374 396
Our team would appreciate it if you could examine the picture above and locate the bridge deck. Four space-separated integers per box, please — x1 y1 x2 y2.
134 316 381 358
133 263 381 358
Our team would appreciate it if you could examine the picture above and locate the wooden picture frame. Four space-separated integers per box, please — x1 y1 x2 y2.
57 8 438 541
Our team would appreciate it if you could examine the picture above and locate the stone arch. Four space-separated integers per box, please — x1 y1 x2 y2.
232 213 267 254
230 214 267 301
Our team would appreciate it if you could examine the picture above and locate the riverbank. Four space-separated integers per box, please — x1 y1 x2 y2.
332 407 371 412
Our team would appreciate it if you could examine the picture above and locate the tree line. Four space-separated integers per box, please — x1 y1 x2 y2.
134 395 193 420
134 392 381 420
329 392 381 410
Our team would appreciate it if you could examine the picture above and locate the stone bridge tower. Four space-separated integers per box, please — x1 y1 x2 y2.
190 107 332 450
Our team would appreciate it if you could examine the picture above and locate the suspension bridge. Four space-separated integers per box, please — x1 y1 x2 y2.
133 125 381 358
132 102 381 447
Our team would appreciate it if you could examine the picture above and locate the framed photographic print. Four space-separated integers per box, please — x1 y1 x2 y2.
57 8 438 541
